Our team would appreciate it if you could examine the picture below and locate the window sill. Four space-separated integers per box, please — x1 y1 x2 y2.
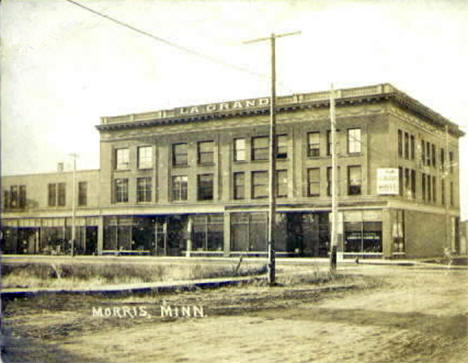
172 164 190 168
197 162 215 167
114 169 130 172
137 168 153 171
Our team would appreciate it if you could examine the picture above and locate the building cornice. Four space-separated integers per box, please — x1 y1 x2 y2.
96 83 464 137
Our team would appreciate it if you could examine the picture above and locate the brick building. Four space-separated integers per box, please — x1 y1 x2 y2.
1 84 464 258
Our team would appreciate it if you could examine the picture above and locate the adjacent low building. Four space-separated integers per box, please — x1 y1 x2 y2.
1 83 464 258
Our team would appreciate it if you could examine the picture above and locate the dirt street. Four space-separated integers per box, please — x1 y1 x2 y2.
2 264 468 363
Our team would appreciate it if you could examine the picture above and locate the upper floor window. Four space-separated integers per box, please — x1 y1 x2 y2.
198 174 214 201
116 148 129 170
137 177 152 203
48 183 57 206
327 130 341 156
348 165 362 195
114 178 128 203
234 138 246 161
450 181 454 206
172 176 188 201
48 182 66 207
252 171 268 199
398 130 403 157
426 142 431 166
252 136 269 161
172 143 188 166
138 146 153 169
441 179 446 205
307 168 320 196
347 128 361 154
198 141 214 165
440 148 445 169
421 140 425 166
431 144 436 167
276 135 287 159
410 135 415 160
449 151 454 174
233 172 245 200
307 132 320 157
404 132 409 159
276 170 287 197
78 181 87 206
5 185 26 209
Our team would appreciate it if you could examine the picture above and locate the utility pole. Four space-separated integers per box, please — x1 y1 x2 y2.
329 85 338 272
444 125 450 252
69 153 78 257
244 31 300 286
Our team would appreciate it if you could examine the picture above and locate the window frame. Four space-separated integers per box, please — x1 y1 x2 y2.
197 141 215 165
307 132 320 157
136 177 152 203
172 175 188 201
276 135 288 159
197 174 214 201
114 178 129 203
172 143 188 167
252 136 269 161
137 146 153 170
233 172 245 200
252 171 268 199
233 138 246 162
115 148 130 170
307 168 320 197
347 165 362 196
78 181 87 206
347 128 361 154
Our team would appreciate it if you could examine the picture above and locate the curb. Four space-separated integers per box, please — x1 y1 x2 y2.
0 276 265 301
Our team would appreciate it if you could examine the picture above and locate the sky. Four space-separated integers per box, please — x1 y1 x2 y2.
1 0 467 218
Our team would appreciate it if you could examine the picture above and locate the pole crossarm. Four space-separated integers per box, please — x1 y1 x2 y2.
243 31 301 44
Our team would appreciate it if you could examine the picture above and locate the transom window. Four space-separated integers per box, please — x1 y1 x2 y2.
234 138 246 161
172 143 188 166
307 132 320 157
252 136 269 161
198 141 214 164
116 148 129 170
138 146 153 169
347 128 361 154
137 177 152 203
172 176 188 201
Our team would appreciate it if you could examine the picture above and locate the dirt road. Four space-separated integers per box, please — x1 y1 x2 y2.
2 264 467 363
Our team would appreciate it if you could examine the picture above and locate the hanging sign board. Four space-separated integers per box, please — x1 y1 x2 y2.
377 168 399 195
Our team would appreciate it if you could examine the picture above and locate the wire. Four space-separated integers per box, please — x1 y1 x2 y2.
63 0 275 82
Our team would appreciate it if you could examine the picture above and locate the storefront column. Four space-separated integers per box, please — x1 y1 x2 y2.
223 212 231 257
382 208 393 259
97 216 104 255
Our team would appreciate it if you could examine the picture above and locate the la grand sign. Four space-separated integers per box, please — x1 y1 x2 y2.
176 97 270 115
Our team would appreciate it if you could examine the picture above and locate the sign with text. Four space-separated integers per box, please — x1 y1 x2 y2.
377 168 399 195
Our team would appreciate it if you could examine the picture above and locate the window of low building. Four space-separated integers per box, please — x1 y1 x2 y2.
78 181 87 206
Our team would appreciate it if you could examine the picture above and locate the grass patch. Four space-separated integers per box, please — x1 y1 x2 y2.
1 261 267 289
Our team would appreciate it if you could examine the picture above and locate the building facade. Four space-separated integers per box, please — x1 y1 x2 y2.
1 84 464 258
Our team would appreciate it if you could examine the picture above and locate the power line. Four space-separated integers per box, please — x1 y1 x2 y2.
63 0 273 81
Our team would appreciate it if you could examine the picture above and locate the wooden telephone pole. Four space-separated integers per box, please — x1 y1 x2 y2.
329 85 338 272
244 31 300 286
